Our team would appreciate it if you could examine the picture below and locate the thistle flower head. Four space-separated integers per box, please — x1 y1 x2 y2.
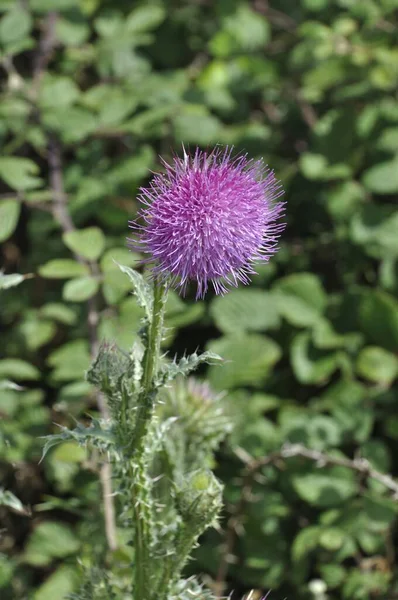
131 146 285 298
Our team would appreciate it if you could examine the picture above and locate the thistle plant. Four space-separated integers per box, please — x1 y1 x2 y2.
44 146 284 600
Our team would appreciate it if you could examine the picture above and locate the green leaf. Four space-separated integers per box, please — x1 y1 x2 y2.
273 273 327 327
351 205 398 258
0 157 42 191
47 340 90 382
102 269 132 305
356 529 384 554
209 4 269 57
303 0 329 10
299 153 328 180
41 419 116 461
39 259 89 279
363 495 397 529
238 418 280 457
56 15 90 46
0 6 32 46
126 4 166 33
312 318 355 350
39 75 80 109
160 351 223 383
173 105 222 145
20 319 56 351
291 332 341 384
292 526 321 562
359 290 398 351
100 247 139 272
275 273 327 310
362 155 398 194
164 291 205 332
43 106 97 143
124 106 173 136
63 227 105 261
33 565 80 600
293 470 357 507
0 199 21 242
40 303 77 325
51 441 86 463
30 0 79 13
280 411 342 450
356 346 398 385
0 272 27 290
210 289 280 334
319 527 346 551
325 180 365 221
63 276 99 302
376 126 398 152
29 0 79 13
0 488 25 513
59 381 92 402
320 564 346 588
308 415 342 449
23 522 80 567
99 298 144 350
326 381 373 444
207 334 281 389
117 263 153 319
165 303 204 333
0 359 39 380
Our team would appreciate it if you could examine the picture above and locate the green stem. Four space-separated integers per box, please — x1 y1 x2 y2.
134 280 167 450
131 459 151 600
156 528 198 600
132 280 167 600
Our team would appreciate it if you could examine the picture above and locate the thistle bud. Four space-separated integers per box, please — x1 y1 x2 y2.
175 469 223 529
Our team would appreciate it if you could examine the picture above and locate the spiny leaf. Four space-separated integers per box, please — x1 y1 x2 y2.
159 351 223 383
117 262 153 319
41 419 116 461
171 577 218 599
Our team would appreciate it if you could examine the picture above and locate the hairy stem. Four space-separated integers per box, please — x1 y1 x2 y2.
133 280 167 451
132 280 167 599
131 459 153 600
156 528 197 600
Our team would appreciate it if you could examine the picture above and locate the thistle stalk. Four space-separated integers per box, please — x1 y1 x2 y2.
131 279 167 600
156 529 197 600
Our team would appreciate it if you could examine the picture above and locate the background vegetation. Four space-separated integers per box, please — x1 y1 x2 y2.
1 0 398 598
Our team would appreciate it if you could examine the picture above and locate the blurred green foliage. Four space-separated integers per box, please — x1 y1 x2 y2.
0 0 398 598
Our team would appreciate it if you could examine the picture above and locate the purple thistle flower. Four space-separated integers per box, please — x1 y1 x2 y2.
130 146 285 299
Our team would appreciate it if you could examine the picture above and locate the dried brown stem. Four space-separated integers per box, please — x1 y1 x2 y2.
32 12 58 91
253 444 398 497
215 443 398 596
48 136 75 235
253 0 297 32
